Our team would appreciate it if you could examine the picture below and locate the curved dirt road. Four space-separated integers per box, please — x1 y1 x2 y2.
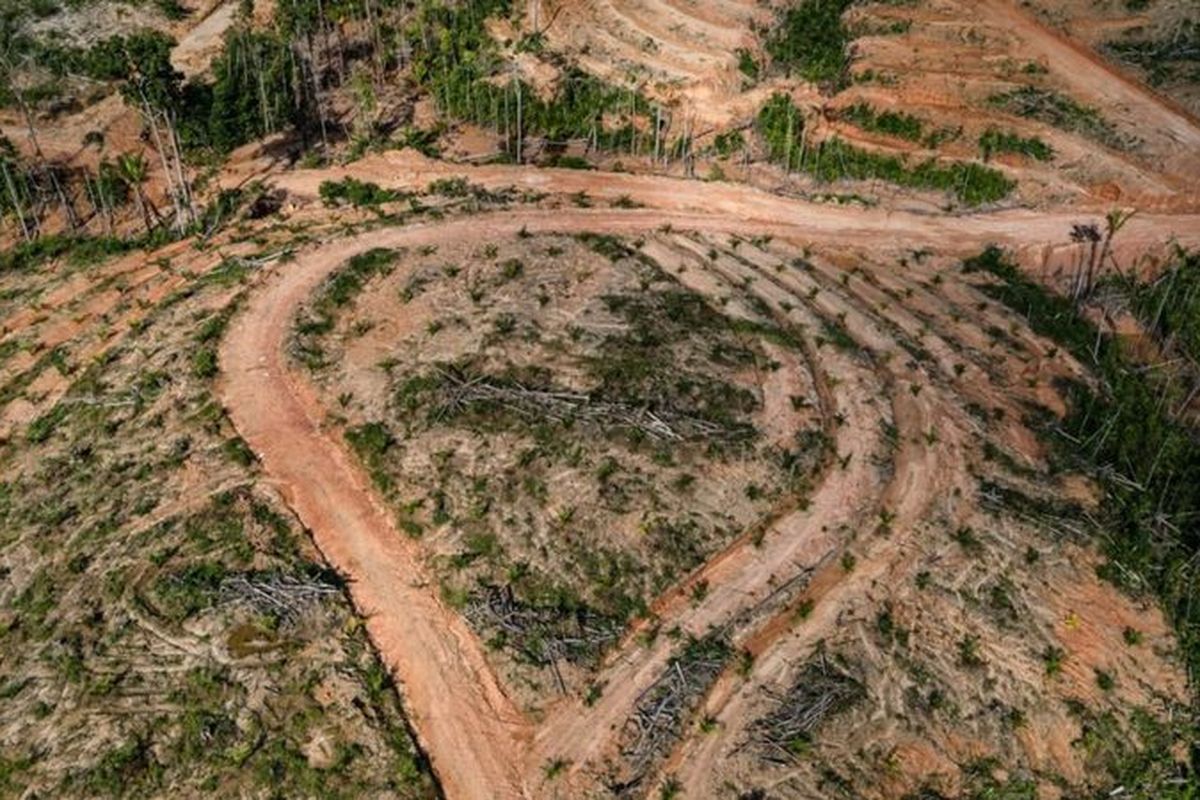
221 172 1199 797
268 151 1200 262
219 218 539 800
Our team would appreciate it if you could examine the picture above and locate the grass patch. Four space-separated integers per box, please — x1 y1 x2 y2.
979 128 1054 162
764 0 854 88
840 102 923 142
319 177 407 208
965 246 1200 688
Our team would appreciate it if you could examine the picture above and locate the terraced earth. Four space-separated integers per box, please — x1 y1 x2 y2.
2 0 1199 798
220 164 1197 799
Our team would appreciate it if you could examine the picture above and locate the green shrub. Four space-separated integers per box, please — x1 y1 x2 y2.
979 128 1054 161
345 422 394 459
736 48 759 81
322 248 398 306
764 0 854 87
0 234 143 273
27 404 69 443
191 348 218 379
319 177 405 208
841 102 923 142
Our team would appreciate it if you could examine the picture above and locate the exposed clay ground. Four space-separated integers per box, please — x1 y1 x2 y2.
2 0 1199 798
219 168 1194 798
515 0 1200 212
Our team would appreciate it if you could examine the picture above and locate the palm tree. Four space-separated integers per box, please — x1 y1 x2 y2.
116 153 156 234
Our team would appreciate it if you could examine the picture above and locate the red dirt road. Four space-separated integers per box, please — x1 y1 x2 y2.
218 220 541 800
220 188 1197 797
268 151 1200 263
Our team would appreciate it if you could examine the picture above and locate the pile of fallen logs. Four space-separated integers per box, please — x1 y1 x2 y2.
219 572 341 622
434 368 752 442
747 653 864 764
616 635 731 788
463 585 620 691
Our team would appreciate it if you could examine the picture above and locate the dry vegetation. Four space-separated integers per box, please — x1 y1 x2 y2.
292 223 1196 799
0 0 1197 798
297 230 829 706
0 209 438 796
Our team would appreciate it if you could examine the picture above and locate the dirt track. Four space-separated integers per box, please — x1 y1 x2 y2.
1 0 1195 794
973 0 1200 184
268 150 1200 266
216 3 1200 794
221 169 1197 796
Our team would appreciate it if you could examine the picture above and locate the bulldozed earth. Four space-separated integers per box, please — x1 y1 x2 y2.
1 0 1199 798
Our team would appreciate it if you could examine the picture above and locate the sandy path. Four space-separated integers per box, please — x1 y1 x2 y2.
267 152 1200 261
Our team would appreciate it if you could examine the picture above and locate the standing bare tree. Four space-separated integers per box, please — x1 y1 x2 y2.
114 32 196 233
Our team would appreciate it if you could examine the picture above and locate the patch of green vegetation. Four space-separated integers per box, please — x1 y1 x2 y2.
0 232 154 273
840 102 923 142
1067 703 1195 799
818 319 858 351
978 128 1054 162
757 94 1014 205
1130 249 1200 367
764 0 854 87
989 86 1132 150
1105 21 1200 88
319 178 407 208
189 302 239 380
293 247 399 369
407 0 654 157
712 130 745 159
26 403 70 444
345 421 396 494
325 248 399 306
965 246 1200 688
959 757 1037 800
736 48 760 81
